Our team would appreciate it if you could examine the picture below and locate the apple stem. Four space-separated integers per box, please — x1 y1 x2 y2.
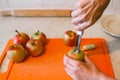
31 42 36 45
15 30 21 36
37 30 39 33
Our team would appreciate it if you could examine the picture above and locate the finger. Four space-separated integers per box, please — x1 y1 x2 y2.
64 54 81 67
64 55 86 77
64 54 86 68
64 60 85 77
71 5 92 25
65 68 82 80
71 9 82 18
65 64 85 77
74 21 91 31
84 55 95 66
63 54 69 66
64 59 81 72
65 68 76 79
71 14 85 25
74 0 89 9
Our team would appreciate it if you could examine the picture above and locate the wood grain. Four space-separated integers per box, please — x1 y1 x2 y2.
0 9 72 17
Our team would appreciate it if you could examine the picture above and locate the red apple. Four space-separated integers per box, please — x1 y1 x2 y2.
63 30 77 47
67 48 84 61
25 39 43 57
31 30 48 45
13 30 30 47
7 44 28 63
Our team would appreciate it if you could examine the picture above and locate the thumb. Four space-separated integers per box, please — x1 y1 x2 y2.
84 55 94 65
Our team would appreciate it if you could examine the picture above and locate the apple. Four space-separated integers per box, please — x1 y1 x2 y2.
7 44 28 63
25 39 43 57
63 30 77 47
67 48 84 61
31 30 48 45
13 30 30 47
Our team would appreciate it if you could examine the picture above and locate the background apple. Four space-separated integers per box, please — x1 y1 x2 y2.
25 39 43 57
67 48 84 61
31 30 48 45
13 30 30 47
7 44 28 63
63 30 77 47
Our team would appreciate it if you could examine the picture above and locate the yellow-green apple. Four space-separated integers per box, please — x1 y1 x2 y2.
31 30 48 45
67 48 84 61
25 39 43 57
63 30 77 47
7 44 28 63
13 30 30 47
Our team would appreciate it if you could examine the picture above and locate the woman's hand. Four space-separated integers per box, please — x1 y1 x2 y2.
71 0 110 30
63 55 100 80
63 54 115 80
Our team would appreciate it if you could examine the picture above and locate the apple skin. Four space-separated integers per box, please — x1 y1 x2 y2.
25 39 44 57
7 44 28 63
13 30 30 47
63 30 77 47
67 48 84 61
21 32 30 42
31 31 48 45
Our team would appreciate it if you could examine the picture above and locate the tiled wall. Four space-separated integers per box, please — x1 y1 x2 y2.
0 0 119 10
0 0 76 10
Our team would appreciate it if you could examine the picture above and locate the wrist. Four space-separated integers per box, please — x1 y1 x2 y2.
92 70 115 80
97 72 115 80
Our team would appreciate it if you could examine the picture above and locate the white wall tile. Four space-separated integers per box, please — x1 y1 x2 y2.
0 0 120 10
112 0 120 9
0 0 9 10
43 0 76 9
0 0 77 10
3 0 43 9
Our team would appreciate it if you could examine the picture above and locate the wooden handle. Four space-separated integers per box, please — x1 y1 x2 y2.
0 9 72 17
0 10 11 16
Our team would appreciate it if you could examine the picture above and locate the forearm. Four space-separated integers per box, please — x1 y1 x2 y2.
94 71 116 80
71 0 111 30
94 0 111 10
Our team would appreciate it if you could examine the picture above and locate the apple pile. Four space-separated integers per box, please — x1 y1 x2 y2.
7 30 48 63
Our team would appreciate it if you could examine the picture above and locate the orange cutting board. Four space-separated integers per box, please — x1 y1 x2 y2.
0 38 114 80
